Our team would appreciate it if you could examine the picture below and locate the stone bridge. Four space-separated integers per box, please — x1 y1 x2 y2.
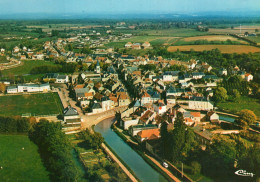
81 106 128 129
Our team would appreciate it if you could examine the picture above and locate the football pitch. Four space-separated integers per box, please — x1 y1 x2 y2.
0 92 63 116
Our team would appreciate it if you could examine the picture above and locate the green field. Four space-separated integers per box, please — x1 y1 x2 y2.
0 92 63 116
0 134 49 182
2 60 56 76
217 96 260 118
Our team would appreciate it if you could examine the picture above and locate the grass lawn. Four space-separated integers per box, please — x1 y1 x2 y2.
0 92 63 116
217 96 260 118
0 134 49 182
2 60 57 76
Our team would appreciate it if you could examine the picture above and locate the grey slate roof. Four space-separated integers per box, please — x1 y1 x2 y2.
64 106 78 116
92 103 102 109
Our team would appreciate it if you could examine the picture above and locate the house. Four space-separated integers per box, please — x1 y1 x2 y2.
63 106 82 129
192 72 205 79
188 60 197 70
142 42 151 49
141 92 151 105
219 68 227 76
129 124 157 136
132 43 141 50
162 71 179 82
190 112 201 123
203 65 212 72
117 92 130 106
153 100 166 115
20 55 26 60
245 73 253 82
192 125 213 146
137 128 160 142
56 75 69 83
120 117 139 130
166 95 176 105
7 83 50 93
139 110 156 125
13 46 20 53
188 97 214 111
206 111 220 124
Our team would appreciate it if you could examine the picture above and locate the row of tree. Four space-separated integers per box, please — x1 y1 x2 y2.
29 120 79 182
0 116 33 133
30 62 77 74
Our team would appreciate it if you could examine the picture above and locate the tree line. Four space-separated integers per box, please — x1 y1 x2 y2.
29 119 79 182
0 116 33 133
30 63 77 74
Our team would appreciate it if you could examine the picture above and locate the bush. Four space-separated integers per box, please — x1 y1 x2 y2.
190 161 201 174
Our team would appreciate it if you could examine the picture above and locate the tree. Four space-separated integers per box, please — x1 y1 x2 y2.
214 87 228 102
191 161 201 174
235 109 257 128
232 89 240 101
0 83 6 93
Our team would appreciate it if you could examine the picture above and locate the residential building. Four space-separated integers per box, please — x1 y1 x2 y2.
188 97 214 111
137 128 160 142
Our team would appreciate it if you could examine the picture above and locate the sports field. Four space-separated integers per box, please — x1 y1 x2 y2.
168 45 260 54
0 134 49 182
0 92 63 116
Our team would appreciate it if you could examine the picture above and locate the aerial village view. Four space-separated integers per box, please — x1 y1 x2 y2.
0 0 259 182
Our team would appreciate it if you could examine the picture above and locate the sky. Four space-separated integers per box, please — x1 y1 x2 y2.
0 0 259 15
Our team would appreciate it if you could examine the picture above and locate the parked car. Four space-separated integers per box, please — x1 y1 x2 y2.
163 162 168 168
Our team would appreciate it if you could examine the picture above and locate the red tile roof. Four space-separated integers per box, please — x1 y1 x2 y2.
137 128 160 139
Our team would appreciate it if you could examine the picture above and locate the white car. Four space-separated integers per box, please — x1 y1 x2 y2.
163 162 168 168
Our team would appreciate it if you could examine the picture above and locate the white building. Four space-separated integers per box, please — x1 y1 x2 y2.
245 73 253 82
153 100 167 115
7 83 50 93
56 75 69 83
188 97 214 111
63 106 82 129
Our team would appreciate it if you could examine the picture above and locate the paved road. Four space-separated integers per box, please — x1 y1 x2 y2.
57 84 127 128
145 154 181 182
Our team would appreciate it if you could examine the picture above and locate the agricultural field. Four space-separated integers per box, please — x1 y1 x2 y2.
247 36 260 45
217 96 260 118
0 134 49 182
0 92 63 116
167 45 260 54
1 60 56 76
182 35 248 44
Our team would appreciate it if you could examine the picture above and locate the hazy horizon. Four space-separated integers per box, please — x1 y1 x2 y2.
0 0 260 18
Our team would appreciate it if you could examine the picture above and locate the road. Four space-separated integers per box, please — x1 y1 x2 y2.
57 84 127 128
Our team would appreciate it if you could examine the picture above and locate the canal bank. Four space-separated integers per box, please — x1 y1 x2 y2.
94 117 169 182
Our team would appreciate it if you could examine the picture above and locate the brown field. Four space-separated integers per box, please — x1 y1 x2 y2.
168 45 260 54
209 29 259 35
183 35 248 44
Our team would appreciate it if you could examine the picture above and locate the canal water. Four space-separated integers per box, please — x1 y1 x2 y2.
94 118 168 182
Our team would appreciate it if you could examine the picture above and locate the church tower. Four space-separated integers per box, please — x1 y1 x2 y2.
96 60 100 74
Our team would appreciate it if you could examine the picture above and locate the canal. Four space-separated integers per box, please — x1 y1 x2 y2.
94 117 168 182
